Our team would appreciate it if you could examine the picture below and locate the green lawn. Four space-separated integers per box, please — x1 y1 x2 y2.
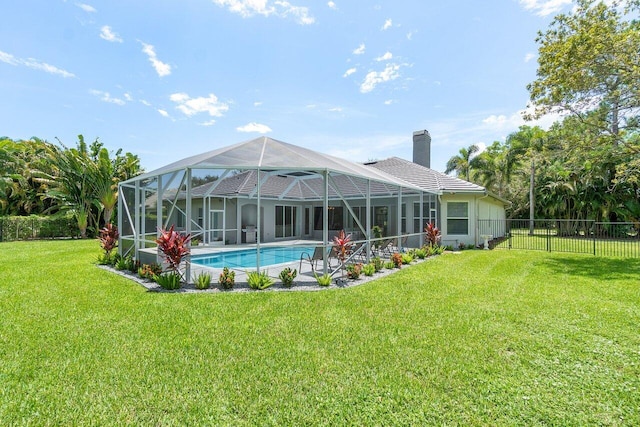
1 240 639 425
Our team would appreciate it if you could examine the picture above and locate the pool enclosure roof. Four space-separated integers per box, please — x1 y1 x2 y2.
125 136 426 194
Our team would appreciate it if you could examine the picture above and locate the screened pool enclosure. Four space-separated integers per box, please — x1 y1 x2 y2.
118 137 436 278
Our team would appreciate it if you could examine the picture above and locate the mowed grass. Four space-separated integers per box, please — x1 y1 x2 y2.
1 240 639 425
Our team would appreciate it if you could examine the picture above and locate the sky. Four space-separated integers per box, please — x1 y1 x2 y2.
0 0 572 174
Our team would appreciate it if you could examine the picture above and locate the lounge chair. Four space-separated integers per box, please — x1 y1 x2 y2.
378 238 396 257
350 241 372 263
299 247 339 273
399 234 409 252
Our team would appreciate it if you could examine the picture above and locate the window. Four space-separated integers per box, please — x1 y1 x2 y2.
346 206 367 231
276 205 297 238
413 200 437 233
447 202 468 235
314 206 344 230
176 211 185 228
401 204 407 233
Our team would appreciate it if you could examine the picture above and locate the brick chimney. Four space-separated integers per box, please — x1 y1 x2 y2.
412 130 431 168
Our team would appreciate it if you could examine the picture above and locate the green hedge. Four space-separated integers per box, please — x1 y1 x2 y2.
0 215 79 241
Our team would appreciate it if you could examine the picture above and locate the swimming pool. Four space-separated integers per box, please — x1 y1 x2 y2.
191 246 317 269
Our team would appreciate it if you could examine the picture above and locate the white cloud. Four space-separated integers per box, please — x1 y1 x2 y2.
237 122 272 133
482 114 508 125
140 99 151 106
519 0 571 17
254 101 263 106
384 99 395 105
169 92 229 117
0 50 75 78
406 31 414 40
306 104 316 109
23 59 75 78
211 0 314 24
200 119 217 126
100 26 123 43
327 1 337 10
76 3 96 13
382 18 392 30
524 52 536 63
158 109 170 117
328 107 342 112
352 43 366 55
89 89 126 105
0 50 18 65
343 67 357 77
481 105 564 131
375 51 393 62
360 63 401 93
140 42 171 77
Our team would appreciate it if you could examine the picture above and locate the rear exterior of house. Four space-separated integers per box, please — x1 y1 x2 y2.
365 130 509 247
121 132 508 267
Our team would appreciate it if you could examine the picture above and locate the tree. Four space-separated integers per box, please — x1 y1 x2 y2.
44 135 143 237
44 143 96 238
445 144 480 181
527 0 640 140
0 137 54 216
525 0 640 223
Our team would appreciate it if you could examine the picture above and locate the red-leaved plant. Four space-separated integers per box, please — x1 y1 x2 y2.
424 222 441 247
155 225 191 274
99 223 119 256
332 229 352 278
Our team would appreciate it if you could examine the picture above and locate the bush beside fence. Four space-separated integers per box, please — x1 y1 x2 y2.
0 215 79 242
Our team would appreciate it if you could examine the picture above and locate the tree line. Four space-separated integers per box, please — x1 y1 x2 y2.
446 0 640 223
0 135 142 237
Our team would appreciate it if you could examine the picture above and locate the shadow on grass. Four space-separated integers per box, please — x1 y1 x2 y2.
543 254 640 281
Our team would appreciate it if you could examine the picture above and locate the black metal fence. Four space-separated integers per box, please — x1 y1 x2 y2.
0 216 79 242
479 219 640 258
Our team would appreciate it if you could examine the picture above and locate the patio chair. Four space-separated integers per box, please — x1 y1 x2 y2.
400 234 409 252
299 247 339 273
350 241 372 263
378 238 396 257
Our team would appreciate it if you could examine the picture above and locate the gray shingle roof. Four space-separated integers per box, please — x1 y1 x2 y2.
365 157 486 194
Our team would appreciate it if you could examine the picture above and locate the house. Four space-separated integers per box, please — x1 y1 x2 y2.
364 130 509 247
118 132 507 271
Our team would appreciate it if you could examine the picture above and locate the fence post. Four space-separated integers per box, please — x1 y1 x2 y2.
546 221 551 252
593 222 597 256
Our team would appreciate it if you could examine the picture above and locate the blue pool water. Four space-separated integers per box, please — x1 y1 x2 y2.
192 246 316 269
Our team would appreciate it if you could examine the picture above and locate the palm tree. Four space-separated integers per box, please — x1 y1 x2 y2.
44 143 96 238
445 144 480 181
0 137 53 216
92 147 118 225
471 144 510 197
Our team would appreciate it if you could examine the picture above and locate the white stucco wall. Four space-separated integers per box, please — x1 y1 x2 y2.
440 193 507 247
